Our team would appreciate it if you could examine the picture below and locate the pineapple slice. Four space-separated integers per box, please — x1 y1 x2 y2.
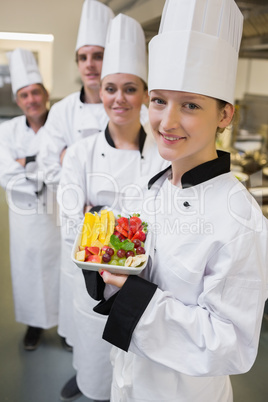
81 212 96 248
98 209 108 243
91 239 104 249
87 212 101 246
104 211 115 245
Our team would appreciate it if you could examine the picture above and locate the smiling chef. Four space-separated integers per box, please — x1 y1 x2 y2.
81 0 268 401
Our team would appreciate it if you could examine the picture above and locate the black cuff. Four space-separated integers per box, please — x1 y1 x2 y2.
25 155 36 165
82 269 105 300
93 292 119 315
102 275 157 351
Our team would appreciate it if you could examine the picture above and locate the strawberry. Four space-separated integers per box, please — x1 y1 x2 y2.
117 216 129 232
115 225 128 238
113 230 125 242
129 214 142 233
131 229 146 242
128 228 134 240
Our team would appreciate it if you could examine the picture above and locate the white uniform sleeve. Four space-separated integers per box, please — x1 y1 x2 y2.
128 229 267 377
0 123 39 196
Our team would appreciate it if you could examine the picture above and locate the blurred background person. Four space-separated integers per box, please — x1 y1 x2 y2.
0 48 61 351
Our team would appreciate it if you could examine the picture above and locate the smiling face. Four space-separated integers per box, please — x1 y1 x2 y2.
149 90 234 175
100 73 148 127
16 84 48 120
77 45 104 91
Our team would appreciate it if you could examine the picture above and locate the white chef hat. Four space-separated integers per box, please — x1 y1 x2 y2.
148 0 244 104
101 13 148 83
75 0 114 51
8 48 43 96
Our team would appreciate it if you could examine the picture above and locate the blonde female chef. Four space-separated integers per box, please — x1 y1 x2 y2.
91 1 268 401
57 13 168 402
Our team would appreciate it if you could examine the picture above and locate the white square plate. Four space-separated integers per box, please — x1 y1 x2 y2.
71 230 151 275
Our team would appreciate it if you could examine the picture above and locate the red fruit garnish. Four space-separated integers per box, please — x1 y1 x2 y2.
114 231 125 242
131 230 146 242
106 247 114 256
115 225 128 238
136 246 145 255
126 250 135 258
117 249 126 258
117 216 129 232
102 253 111 263
85 247 100 255
128 228 134 240
129 214 142 233
85 255 102 263
133 239 141 248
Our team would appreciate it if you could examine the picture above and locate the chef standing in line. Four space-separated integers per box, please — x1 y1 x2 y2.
86 0 268 401
57 13 169 402
0 48 61 351
38 0 114 351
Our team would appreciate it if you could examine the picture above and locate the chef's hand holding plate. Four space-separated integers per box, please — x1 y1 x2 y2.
99 269 128 289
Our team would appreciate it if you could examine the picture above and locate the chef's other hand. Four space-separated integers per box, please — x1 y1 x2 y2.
84 204 93 214
99 269 128 289
60 147 67 165
16 157 26 167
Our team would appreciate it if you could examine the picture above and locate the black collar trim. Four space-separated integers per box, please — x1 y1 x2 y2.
104 125 147 154
148 150 230 189
80 86 85 103
25 110 49 130
148 165 171 189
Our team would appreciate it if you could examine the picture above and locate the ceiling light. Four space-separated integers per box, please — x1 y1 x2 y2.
0 32 54 42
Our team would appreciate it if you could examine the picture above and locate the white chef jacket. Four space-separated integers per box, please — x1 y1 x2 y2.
0 115 61 328
92 151 268 402
57 124 169 400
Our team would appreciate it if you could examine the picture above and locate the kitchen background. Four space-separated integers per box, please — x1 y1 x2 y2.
0 1 268 401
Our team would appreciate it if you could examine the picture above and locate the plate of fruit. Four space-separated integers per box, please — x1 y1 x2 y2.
71 210 150 275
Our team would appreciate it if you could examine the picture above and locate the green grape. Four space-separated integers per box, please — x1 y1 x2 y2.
118 258 126 266
109 259 119 266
